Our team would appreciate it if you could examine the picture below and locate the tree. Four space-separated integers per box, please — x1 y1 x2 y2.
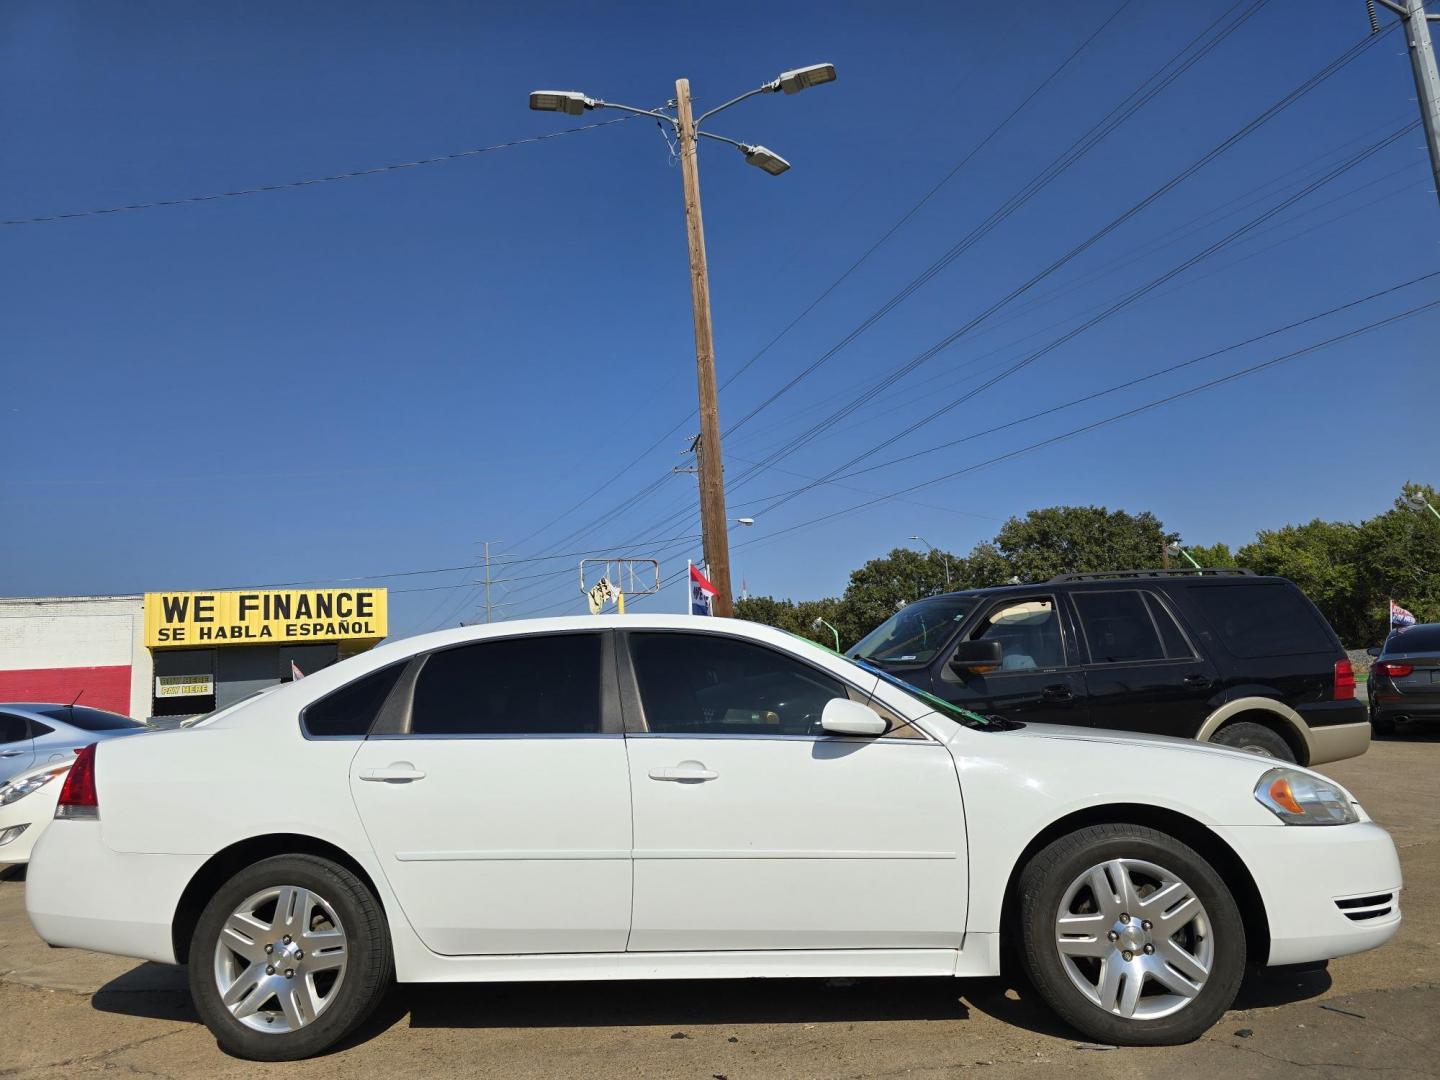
1351 483 1440 640
733 595 846 649
837 547 958 645
994 506 1175 582
1179 542 1236 568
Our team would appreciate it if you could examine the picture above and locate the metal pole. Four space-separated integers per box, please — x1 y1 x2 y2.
1403 0 1440 208
483 541 493 624
675 78 735 618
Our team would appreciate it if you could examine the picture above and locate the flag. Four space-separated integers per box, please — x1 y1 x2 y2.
290 660 305 681
688 561 715 616
1390 600 1417 628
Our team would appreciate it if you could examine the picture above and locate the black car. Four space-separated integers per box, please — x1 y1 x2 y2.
847 568 1368 766
1367 622 1440 735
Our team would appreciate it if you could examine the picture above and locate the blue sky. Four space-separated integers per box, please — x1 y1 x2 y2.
2 0 1436 636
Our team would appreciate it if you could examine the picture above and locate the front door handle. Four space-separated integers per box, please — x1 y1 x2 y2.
1183 674 1214 688
649 762 718 782
360 766 426 783
1041 684 1073 700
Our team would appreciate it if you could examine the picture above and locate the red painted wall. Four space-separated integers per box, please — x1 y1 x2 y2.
0 665 132 716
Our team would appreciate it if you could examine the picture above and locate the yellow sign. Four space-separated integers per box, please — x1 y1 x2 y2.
155 674 214 698
144 589 388 648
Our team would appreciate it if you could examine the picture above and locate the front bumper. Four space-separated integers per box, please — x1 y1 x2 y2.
1214 821 1401 966
25 821 203 965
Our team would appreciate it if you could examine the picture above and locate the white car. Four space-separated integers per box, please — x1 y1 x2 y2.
25 616 1401 1061
0 759 71 864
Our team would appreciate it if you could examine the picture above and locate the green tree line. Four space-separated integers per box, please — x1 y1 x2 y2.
734 484 1440 649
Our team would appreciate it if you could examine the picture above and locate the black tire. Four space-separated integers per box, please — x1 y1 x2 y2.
1018 823 1246 1046
1370 709 1397 737
1209 721 1296 762
188 854 392 1061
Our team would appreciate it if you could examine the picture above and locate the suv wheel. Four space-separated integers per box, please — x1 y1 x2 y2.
1018 823 1246 1045
189 854 392 1060
1209 721 1296 761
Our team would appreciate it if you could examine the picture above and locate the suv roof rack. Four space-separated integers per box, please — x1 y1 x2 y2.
1047 568 1256 583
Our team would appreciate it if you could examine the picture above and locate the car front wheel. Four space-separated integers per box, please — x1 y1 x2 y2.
188 853 392 1060
1018 823 1246 1045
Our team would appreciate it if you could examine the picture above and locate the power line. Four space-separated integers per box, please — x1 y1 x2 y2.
1 115 635 227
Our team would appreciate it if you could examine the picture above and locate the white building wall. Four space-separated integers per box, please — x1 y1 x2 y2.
0 596 150 719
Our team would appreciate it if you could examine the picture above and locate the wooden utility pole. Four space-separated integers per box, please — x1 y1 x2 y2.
675 78 734 617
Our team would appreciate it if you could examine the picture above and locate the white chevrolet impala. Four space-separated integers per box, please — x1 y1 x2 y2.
25 616 1401 1060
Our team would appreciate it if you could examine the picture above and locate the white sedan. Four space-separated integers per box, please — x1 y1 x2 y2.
25 616 1401 1061
0 759 71 864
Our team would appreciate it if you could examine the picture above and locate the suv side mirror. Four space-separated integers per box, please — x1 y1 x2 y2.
1366 646 1382 658
949 639 1003 676
820 698 888 737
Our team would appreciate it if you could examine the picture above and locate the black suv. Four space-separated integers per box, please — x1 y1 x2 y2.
847 568 1367 765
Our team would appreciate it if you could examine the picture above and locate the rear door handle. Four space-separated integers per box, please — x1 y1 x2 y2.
1041 685 1073 700
649 763 718 782
0 750 25 758
1183 674 1214 688
360 767 426 783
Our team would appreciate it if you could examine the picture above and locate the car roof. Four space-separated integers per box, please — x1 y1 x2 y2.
910 572 1293 604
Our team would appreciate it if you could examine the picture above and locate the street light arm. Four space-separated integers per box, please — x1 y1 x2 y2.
592 100 678 127
694 129 749 150
695 84 773 128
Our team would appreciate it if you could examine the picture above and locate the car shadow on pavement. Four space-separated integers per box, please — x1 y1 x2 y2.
92 962 197 1024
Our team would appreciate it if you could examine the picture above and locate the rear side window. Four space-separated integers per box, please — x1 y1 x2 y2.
1146 594 1196 659
37 706 142 731
1073 591 1164 664
409 634 602 736
1186 582 1336 658
302 662 406 738
0 713 27 745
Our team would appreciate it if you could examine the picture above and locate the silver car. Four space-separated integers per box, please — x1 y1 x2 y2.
0 703 148 784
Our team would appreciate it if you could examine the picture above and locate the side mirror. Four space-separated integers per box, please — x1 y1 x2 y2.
1366 646 1382 658
820 698 888 737
949 639 1003 675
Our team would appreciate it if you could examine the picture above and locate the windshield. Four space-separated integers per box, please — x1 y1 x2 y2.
37 706 144 731
853 660 991 729
848 596 974 664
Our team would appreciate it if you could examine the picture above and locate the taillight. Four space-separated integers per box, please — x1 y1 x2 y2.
1333 658 1356 700
55 743 99 820
1374 661 1414 678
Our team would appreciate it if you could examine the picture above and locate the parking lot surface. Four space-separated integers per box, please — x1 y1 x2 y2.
3 732 1438 1079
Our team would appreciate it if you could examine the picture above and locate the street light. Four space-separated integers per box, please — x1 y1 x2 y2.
909 535 951 589
528 65 837 617
734 517 755 526
812 616 842 653
1405 491 1440 522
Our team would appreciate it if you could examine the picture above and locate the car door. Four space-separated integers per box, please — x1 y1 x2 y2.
932 595 1089 725
1070 588 1220 736
0 713 36 783
348 631 634 956
619 629 968 953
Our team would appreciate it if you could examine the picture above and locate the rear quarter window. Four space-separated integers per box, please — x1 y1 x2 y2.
301 662 406 738
1182 582 1338 659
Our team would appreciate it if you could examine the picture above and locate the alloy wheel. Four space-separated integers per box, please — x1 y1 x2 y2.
1053 857 1213 1020
212 885 349 1033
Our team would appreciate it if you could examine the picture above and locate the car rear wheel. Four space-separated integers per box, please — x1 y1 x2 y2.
1018 823 1246 1046
1369 708 1396 736
1209 721 1296 762
188 854 392 1060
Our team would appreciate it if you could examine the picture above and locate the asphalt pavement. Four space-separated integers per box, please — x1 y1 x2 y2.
2 731 1437 1079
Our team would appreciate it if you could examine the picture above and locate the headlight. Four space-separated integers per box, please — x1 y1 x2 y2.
1254 767 1358 825
0 768 63 807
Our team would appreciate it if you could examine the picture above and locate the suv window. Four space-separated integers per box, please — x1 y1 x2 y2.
631 632 848 736
302 662 406 738
1074 590 1165 664
0 713 27 744
410 634 602 736
968 597 1065 670
1146 593 1196 659
1186 582 1335 658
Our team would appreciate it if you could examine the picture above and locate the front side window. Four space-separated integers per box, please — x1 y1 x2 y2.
631 632 847 736
409 634 602 736
968 597 1065 671
1073 591 1164 664
849 596 974 665
302 662 406 738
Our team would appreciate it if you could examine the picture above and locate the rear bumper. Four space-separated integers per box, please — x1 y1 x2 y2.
1306 720 1370 765
1371 696 1440 721
1214 822 1401 967
25 821 203 965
